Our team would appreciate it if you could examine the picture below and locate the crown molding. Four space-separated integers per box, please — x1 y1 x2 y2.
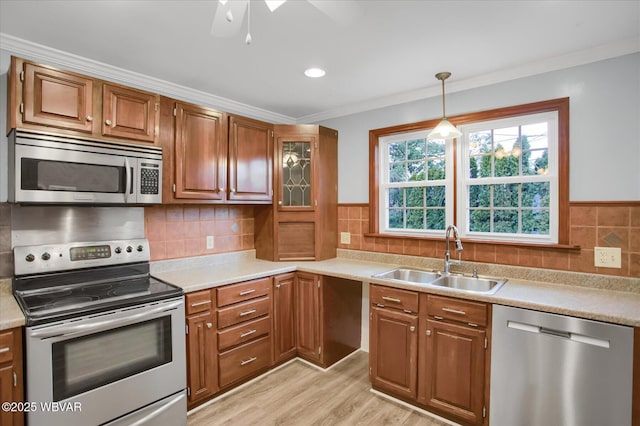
0 33 296 124
298 37 640 124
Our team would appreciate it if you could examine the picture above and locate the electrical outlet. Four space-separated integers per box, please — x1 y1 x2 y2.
594 247 621 268
206 236 214 250
340 232 351 244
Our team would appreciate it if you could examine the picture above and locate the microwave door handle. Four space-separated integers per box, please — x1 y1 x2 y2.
124 157 132 203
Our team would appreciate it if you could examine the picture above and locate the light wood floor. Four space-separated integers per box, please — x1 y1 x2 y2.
187 351 452 426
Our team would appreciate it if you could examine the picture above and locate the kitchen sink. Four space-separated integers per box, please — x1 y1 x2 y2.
429 274 507 294
373 268 440 284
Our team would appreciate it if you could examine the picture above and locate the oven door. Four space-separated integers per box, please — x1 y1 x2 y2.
26 297 186 426
12 142 138 204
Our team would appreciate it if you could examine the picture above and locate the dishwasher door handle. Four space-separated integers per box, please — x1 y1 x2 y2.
507 320 610 348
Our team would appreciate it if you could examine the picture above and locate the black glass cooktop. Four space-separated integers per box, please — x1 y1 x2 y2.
14 265 183 326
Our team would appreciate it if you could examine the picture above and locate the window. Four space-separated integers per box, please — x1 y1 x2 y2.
458 112 558 243
378 130 454 235
369 98 569 245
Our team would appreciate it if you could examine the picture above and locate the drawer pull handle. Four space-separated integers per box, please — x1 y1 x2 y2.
190 300 211 307
442 307 466 315
239 309 257 317
0 347 9 354
240 329 257 338
240 356 257 366
381 296 401 303
239 289 256 296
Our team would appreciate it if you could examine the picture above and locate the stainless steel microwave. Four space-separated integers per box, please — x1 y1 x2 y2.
8 129 162 205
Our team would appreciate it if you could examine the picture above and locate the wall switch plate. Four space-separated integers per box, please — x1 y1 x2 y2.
206 236 214 250
594 247 621 268
340 232 351 244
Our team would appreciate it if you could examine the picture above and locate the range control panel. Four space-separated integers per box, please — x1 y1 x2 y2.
14 239 150 276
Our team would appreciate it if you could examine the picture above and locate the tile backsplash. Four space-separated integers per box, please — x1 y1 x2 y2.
338 202 640 278
144 205 255 261
0 204 11 278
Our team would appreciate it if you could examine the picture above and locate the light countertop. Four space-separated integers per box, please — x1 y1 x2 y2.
2 251 640 330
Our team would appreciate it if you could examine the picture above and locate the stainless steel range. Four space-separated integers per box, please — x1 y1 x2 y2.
13 238 187 426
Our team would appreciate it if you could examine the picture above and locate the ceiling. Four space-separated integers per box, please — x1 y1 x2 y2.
1 0 639 122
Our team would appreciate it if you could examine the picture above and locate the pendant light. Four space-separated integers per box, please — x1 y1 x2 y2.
428 72 461 140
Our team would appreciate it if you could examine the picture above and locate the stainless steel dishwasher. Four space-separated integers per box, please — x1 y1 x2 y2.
490 305 634 426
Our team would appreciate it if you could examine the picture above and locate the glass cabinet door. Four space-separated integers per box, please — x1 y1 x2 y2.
278 138 314 210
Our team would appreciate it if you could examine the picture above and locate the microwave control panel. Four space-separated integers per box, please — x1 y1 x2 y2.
140 163 159 195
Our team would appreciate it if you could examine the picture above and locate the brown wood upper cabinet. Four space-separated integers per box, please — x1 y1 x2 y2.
228 115 273 202
254 125 338 261
102 83 158 143
172 101 226 201
8 56 159 145
18 61 94 133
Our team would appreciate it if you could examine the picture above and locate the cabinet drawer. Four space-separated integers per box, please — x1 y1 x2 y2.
218 315 271 352
426 295 488 327
217 277 271 307
219 335 271 388
185 290 213 315
370 284 419 313
0 330 14 364
217 296 270 329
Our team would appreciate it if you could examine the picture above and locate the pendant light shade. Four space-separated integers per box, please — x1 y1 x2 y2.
428 72 461 140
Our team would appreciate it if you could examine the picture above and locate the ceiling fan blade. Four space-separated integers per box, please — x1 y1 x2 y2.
211 0 248 37
307 0 363 26
265 0 287 12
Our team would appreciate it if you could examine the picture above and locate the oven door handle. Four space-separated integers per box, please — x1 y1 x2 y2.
29 300 183 339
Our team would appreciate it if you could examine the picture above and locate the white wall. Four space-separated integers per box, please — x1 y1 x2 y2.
319 53 640 203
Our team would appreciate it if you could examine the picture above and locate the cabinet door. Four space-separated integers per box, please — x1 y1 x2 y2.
276 137 315 211
22 62 94 132
228 115 273 202
0 365 16 426
421 319 486 425
296 272 321 362
273 273 297 363
369 307 418 400
102 83 158 143
174 103 226 200
186 311 218 405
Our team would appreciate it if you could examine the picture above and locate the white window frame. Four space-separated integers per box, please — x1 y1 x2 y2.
378 129 454 237
456 111 559 244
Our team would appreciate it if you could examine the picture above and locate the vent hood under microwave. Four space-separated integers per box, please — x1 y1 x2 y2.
8 129 163 205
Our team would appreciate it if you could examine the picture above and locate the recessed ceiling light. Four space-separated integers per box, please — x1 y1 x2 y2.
304 68 326 78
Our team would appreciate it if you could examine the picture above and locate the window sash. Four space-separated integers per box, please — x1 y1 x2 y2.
457 112 559 244
379 130 454 236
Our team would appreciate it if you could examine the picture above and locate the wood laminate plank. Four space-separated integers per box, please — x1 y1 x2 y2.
187 351 450 426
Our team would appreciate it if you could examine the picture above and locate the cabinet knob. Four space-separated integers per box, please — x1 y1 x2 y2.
278 201 283 205
86 115 93 122
410 326 415 332
105 119 112 126
426 330 432 336
230 188 236 193
276 284 281 289
218 187 224 192
206 322 213 329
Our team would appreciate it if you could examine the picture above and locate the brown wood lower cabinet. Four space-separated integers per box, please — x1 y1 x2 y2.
185 273 361 409
185 290 218 408
272 273 297 364
369 306 418 400
369 285 491 426
0 327 23 426
418 294 490 426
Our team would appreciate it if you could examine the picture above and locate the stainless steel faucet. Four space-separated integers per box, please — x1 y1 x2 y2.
444 225 463 274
